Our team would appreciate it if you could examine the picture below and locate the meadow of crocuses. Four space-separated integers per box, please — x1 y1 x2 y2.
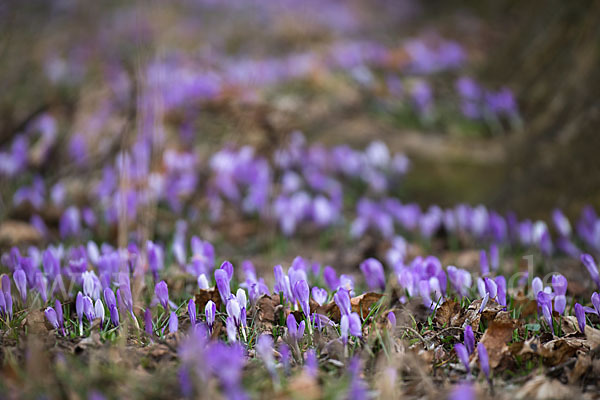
1 1 599 399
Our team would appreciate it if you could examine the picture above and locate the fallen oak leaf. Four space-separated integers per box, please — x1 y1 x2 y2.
479 311 517 369
194 287 222 313
433 299 464 328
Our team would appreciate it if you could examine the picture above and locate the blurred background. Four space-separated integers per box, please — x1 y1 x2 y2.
1 0 599 250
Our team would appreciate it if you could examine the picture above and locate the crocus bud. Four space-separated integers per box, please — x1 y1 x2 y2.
592 292 600 315
95 299 104 325
334 289 351 317
226 298 241 327
311 287 327 306
83 296 95 322
110 305 119 327
531 277 543 297
340 314 349 345
155 281 169 310
104 288 116 310
169 312 178 333
188 299 196 327
479 250 489 276
287 314 305 341
464 325 475 355
226 317 237 342
359 258 386 291
205 300 216 330
477 342 490 380
454 343 470 372
76 292 84 324
387 311 396 330
582 254 600 289
214 269 230 303
494 276 507 307
348 312 362 337
45 307 60 330
575 303 586 333
144 308 153 336
294 280 310 319
197 274 209 290
14 269 27 302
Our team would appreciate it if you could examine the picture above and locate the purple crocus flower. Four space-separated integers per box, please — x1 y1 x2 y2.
286 314 305 342
463 325 475 355
477 342 490 381
110 304 119 327
478 292 489 314
4 292 12 320
169 311 178 333
538 291 554 335
479 250 489 276
532 277 544 297
490 244 500 271
144 308 153 336
45 307 60 330
334 289 351 317
95 299 104 327
13 269 27 302
0 289 5 317
205 300 216 332
552 209 571 237
83 296 95 322
76 292 84 334
582 254 600 289
294 280 310 319
387 311 396 330
226 297 242 327
197 274 209 290
104 288 116 310
574 303 586 333
311 287 328 306
454 343 470 372
552 274 568 315
226 317 238 342
55 299 64 334
592 292 600 315
495 276 507 307
35 274 48 303
340 314 349 345
347 312 362 337
323 266 340 291
188 299 196 327
215 269 231 303
155 281 169 310
360 258 386 291
449 383 475 400
305 349 318 378
257 334 277 379
220 261 234 281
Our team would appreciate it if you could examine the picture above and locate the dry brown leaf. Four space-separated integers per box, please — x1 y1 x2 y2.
254 294 281 333
24 309 49 335
515 375 576 399
513 294 538 318
479 311 516 369
316 292 384 322
283 371 321 400
569 353 591 383
194 287 222 313
433 299 464 328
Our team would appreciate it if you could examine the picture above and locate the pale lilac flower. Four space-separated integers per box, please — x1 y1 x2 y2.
348 312 362 337
532 277 543 297
104 288 116 310
323 266 340 291
340 314 350 345
76 292 84 334
95 299 104 327
226 297 242 327
205 300 216 332
197 274 209 290
257 334 277 380
552 209 571 237
495 276 507 307
13 269 27 302
538 292 554 335
311 287 328 306
226 317 238 342
479 250 489 276
35 274 48 303
552 274 568 314
592 292 600 315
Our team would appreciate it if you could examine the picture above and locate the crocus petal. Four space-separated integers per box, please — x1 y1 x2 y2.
574 303 586 333
464 325 475 355
477 342 490 380
454 343 470 372
44 307 59 330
